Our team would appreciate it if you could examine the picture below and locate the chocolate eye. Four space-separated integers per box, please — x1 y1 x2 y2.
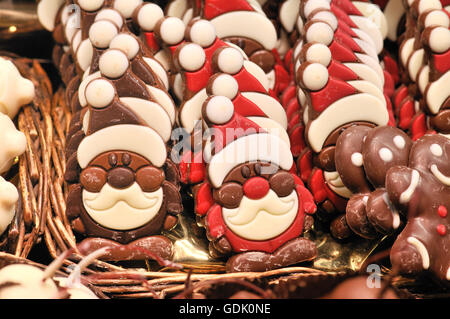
214 182 243 209
241 165 251 179
122 153 131 166
108 153 118 167
254 163 262 175
80 167 107 192
269 172 295 197
136 166 165 192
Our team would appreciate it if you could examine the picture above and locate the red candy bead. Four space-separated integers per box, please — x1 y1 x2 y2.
243 177 270 200
437 224 447 236
438 205 448 218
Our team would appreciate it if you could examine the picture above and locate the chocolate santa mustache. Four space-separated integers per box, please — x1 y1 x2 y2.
223 189 297 226
82 183 164 231
83 183 162 211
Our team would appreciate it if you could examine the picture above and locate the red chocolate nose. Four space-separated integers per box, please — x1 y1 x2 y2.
243 177 270 200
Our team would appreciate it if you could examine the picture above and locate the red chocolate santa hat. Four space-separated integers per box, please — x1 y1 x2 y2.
201 0 277 50
202 96 292 188
297 61 389 153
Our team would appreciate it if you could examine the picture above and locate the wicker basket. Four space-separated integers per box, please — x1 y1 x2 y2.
0 54 53 259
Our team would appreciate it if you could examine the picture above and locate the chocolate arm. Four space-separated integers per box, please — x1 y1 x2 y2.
385 166 420 210
162 181 183 215
66 184 82 220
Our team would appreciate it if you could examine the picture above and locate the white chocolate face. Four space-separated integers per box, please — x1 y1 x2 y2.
82 183 163 230
222 189 298 241
0 57 35 118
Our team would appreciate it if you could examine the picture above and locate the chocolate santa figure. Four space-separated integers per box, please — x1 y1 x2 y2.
194 92 317 272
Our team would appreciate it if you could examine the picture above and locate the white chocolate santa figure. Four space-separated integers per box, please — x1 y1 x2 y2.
0 57 35 119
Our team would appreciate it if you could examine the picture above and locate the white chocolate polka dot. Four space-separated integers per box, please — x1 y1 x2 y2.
78 0 104 11
85 79 115 108
99 49 129 78
304 0 330 18
89 20 118 49
306 21 334 46
301 63 329 91
351 152 363 167
217 47 244 75
430 143 443 157
418 0 442 15
211 74 239 99
379 147 393 162
393 135 406 149
350 152 364 167
109 33 140 59
205 96 235 125
113 0 143 19
95 9 124 29
306 43 332 66
137 3 163 31
424 10 450 28
428 27 450 53
159 17 185 45
310 10 338 30
178 43 205 72
190 20 216 48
